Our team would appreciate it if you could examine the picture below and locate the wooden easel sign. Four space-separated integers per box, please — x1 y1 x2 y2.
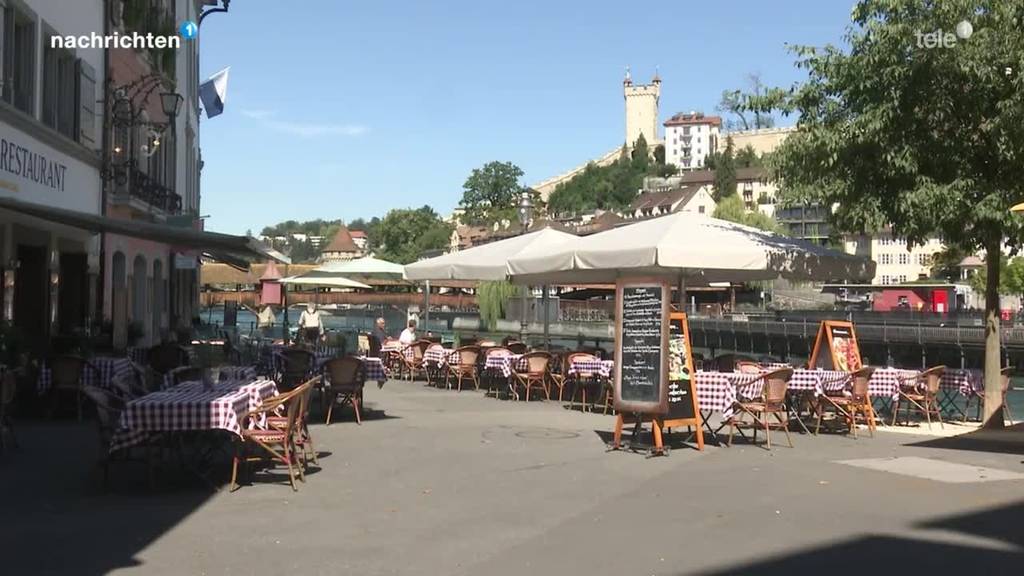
809 320 862 372
662 311 703 450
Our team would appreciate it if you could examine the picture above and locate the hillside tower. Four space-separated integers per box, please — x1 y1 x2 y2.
623 67 661 148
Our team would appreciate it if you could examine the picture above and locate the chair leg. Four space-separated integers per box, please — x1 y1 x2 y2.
850 406 858 439
891 398 899 426
352 395 361 424
325 393 335 426
230 442 241 492
305 424 318 466
814 403 824 436
778 412 794 448
727 414 737 447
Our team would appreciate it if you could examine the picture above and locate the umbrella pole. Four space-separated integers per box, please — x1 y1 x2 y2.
282 283 290 346
520 285 529 342
677 276 687 313
542 284 550 349
424 280 430 335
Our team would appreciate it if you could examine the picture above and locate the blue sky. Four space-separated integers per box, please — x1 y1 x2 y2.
198 0 854 235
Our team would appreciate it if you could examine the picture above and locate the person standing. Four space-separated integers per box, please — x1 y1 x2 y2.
298 302 323 344
373 317 389 345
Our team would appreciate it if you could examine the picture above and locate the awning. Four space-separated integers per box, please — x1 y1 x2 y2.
0 197 289 264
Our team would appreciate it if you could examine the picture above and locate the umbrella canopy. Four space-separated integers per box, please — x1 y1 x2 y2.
279 274 371 289
314 256 405 279
404 227 578 281
507 212 875 285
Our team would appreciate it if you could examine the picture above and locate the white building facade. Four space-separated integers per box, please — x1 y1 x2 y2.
0 0 106 350
664 112 721 170
845 232 945 285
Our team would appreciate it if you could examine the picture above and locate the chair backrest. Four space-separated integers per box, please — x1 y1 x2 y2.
477 340 497 348
173 367 205 387
148 344 189 374
850 366 876 400
455 346 480 367
1000 366 1013 394
735 361 762 374
81 385 125 444
518 351 551 374
485 346 512 358
410 340 432 360
918 365 946 395
506 341 528 354
324 356 364 389
281 348 315 373
50 355 89 389
567 352 598 374
762 368 793 404
282 381 313 437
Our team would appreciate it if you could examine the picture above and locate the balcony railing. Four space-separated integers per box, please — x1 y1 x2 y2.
129 166 181 214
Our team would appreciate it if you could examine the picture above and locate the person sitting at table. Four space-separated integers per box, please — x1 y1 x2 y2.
373 317 389 346
298 302 323 344
398 318 418 346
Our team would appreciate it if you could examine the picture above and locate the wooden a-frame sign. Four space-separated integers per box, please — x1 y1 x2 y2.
809 320 863 372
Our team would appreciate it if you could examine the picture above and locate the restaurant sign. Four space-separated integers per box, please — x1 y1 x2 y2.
0 125 99 214
0 136 68 192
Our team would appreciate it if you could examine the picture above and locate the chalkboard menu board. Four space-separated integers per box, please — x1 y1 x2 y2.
666 312 698 422
614 279 669 414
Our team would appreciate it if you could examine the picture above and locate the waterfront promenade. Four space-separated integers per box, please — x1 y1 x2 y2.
2 378 1021 575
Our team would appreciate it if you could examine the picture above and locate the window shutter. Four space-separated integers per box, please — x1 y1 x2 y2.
76 58 96 147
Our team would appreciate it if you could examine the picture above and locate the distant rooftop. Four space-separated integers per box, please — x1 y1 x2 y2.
664 112 722 127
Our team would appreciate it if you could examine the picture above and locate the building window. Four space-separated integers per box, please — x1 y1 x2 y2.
2 3 36 115
880 275 890 285
899 275 907 283
683 126 690 135
698 205 705 214
898 253 909 265
42 33 77 139
879 254 891 265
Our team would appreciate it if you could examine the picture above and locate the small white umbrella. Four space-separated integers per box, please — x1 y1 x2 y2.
507 212 875 286
404 227 577 281
315 256 405 279
279 274 371 289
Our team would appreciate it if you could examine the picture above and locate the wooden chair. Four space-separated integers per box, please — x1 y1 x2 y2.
892 365 946 429
447 346 481 391
109 365 146 400
231 379 316 491
512 352 551 401
964 366 1014 423
47 355 99 421
728 368 795 449
0 370 18 452
322 357 365 425
567 352 600 411
482 347 512 398
547 353 567 402
277 348 315 392
81 384 159 487
399 340 432 381
815 367 877 438
268 378 318 467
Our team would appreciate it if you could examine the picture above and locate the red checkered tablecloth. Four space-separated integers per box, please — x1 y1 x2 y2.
424 346 458 367
568 358 614 379
864 367 981 400
110 378 279 452
38 357 140 394
357 357 389 383
485 353 526 378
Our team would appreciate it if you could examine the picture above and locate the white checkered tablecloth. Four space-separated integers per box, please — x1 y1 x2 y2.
864 367 981 400
357 357 389 384
568 358 614 379
37 357 140 394
110 378 279 452
219 366 257 382
424 346 458 367
485 354 525 378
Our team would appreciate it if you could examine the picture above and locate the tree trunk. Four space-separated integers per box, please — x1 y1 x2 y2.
982 241 1004 428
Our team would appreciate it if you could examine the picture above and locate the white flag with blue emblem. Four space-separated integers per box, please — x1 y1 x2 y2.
199 67 230 118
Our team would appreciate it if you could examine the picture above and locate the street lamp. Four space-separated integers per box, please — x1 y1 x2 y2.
517 191 533 341
160 92 184 125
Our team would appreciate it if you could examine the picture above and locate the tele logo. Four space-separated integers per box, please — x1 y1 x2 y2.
915 20 972 49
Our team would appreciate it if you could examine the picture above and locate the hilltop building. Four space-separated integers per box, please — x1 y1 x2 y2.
663 112 721 170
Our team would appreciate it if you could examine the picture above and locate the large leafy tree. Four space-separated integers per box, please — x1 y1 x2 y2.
459 161 540 226
758 0 1024 426
375 206 453 264
707 136 737 202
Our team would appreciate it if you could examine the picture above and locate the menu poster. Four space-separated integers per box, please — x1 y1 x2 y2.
614 279 669 414
665 312 700 425
809 320 862 372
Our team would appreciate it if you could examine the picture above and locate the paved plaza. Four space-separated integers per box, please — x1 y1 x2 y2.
2 379 1022 575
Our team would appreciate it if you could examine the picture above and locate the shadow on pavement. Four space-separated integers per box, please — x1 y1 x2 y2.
906 422 1024 456
695 499 1024 575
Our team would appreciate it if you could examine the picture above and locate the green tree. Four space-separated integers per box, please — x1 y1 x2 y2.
375 206 453 264
459 161 532 226
717 73 778 130
929 247 968 281
711 137 737 202
735 145 763 168
713 194 786 234
755 0 1024 426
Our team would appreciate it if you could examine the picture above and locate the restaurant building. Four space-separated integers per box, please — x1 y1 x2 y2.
0 0 107 351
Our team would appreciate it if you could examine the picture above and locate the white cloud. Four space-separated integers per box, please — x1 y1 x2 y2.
239 108 367 137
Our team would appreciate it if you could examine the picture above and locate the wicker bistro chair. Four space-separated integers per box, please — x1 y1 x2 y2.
81 385 160 487
447 346 481 392
566 352 601 412
400 340 433 381
512 352 552 402
728 368 795 449
47 355 100 421
547 352 567 402
322 357 366 425
268 379 318 468
506 341 528 355
963 366 1014 423
815 367 877 438
735 361 763 374
231 378 317 492
277 348 316 392
481 347 512 398
892 365 946 429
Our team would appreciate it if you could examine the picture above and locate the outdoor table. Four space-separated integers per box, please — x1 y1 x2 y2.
37 356 140 394
110 378 279 452
356 356 389 386
864 367 981 419
219 365 258 382
568 357 614 379
422 346 456 386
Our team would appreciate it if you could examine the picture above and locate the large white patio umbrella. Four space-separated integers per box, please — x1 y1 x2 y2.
279 274 371 289
404 227 577 281
507 212 875 287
